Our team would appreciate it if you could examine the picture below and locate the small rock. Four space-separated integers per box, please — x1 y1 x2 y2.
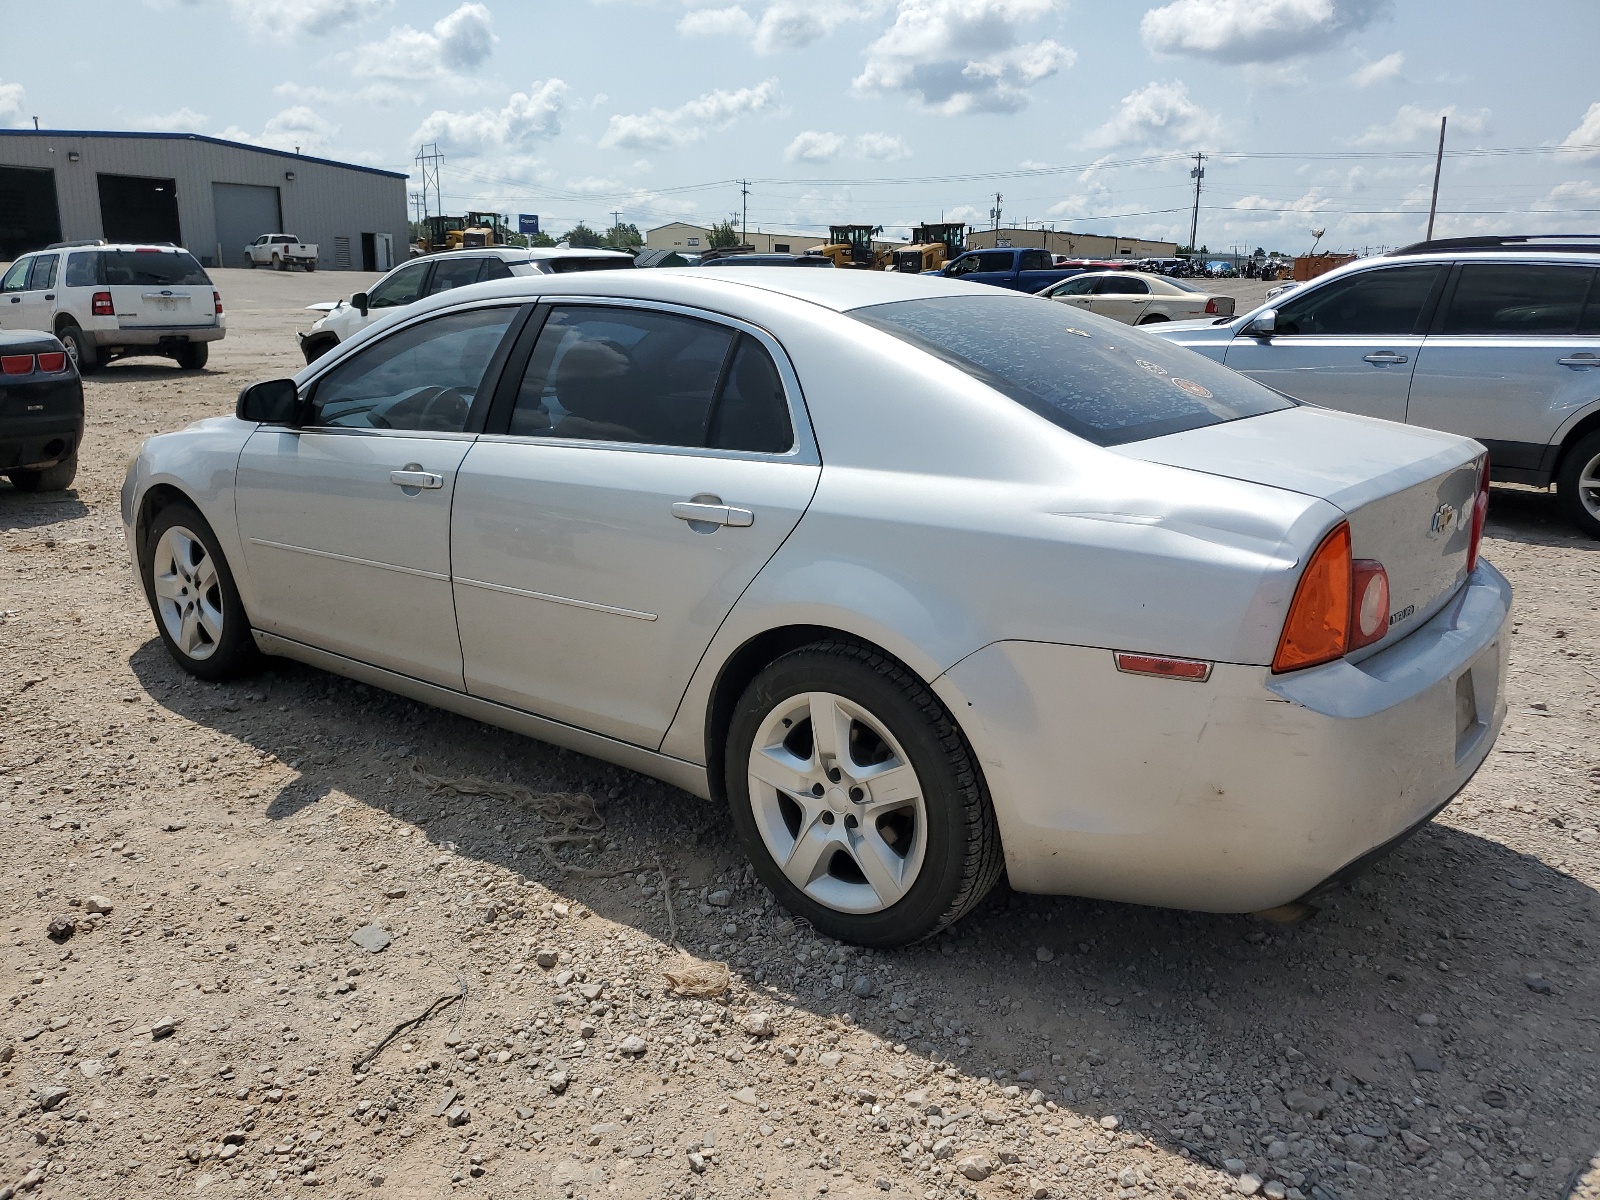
1224 1159 1247 1176
1236 1174 1263 1196
740 1011 775 1038
382 887 407 900
687 1151 706 1174
429 1088 460 1118
618 1035 647 1056
1524 973 1553 995
707 890 732 907
535 949 559 969
1099 1115 1120 1131
1406 1048 1443 1073
731 1086 761 1106
818 1050 842 1070
931 1137 955 1160
47 915 75 940
162 820 188 832
445 1105 471 1127
851 976 876 998
1415 1013 1437 1026
0 1044 13 1064
1035 946 1053 962
956 1154 993 1182
84 895 115 915
1283 1089 1329 1117
1401 1129 1432 1155
1263 1183 1287 1200
150 1016 179 1041
547 1070 569 1095
37 1085 70 1111
350 924 391 953
1506 876 1531 892
367 1171 386 1188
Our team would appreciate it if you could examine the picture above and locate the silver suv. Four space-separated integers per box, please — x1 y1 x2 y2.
1149 236 1600 537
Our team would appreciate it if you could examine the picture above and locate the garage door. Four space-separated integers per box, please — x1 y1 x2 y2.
98 173 182 246
0 166 63 259
213 183 282 268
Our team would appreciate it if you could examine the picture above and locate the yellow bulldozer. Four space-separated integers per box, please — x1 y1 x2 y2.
416 212 506 254
816 224 889 270
891 222 967 273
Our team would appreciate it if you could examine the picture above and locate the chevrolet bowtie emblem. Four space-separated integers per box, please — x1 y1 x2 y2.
1431 502 1458 535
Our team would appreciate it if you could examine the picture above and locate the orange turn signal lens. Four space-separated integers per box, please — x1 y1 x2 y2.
1273 522 1352 673
1114 652 1212 682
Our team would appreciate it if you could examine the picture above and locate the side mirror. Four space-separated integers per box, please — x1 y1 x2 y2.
237 378 302 425
351 291 370 316
1246 308 1277 337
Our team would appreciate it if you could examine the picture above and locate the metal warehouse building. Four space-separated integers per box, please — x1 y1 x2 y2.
0 130 409 271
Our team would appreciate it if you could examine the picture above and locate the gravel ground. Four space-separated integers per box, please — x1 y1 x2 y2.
2 267 1597 1200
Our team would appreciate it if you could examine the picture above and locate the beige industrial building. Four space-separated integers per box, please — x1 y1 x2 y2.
966 227 1178 259
645 222 828 254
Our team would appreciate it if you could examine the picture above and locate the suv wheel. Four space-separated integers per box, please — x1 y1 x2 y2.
725 641 1002 947
142 503 261 679
1557 430 1600 539
57 323 97 375
176 343 209 371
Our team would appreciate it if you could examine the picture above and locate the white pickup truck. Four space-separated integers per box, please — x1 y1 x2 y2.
245 234 318 272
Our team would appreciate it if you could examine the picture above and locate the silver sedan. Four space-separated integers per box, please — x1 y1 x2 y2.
122 269 1510 946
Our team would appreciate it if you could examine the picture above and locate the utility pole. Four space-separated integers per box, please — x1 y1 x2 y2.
1425 115 1447 240
415 143 444 223
740 180 750 244
990 192 1003 231
1188 152 1206 253
610 209 623 233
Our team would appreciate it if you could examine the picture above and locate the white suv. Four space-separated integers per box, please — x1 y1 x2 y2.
0 242 225 372
298 246 633 363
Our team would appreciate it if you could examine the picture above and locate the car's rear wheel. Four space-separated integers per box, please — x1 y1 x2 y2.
57 322 97 375
273 254 285 271
176 343 209 370
304 263 315 273
143 503 261 679
725 640 1002 947
8 451 77 493
1137 312 1170 324
1557 430 1600 539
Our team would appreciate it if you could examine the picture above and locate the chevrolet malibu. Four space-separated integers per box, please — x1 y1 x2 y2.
120 269 1510 947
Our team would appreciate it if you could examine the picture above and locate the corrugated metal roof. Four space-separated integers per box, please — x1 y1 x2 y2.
0 129 408 180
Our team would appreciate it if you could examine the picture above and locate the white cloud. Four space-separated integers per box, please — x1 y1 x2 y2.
1560 101 1600 159
679 1 887 52
225 0 391 39
600 79 779 151
785 130 844 162
0 79 29 127
412 79 568 155
855 131 911 160
133 107 210 133
1354 103 1486 146
1542 179 1600 206
1084 80 1222 150
1350 50 1403 86
854 0 1073 115
1141 0 1389 63
217 106 340 153
352 2 495 82
677 4 756 37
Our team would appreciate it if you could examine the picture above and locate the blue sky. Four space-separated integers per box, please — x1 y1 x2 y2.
4 0 1597 251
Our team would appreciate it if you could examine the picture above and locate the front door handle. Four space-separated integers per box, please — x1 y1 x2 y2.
1557 354 1598 367
672 501 753 528
44 294 54 301
389 469 443 490
1362 351 1408 365
7 297 18 304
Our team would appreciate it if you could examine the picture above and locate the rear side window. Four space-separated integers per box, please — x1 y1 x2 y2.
709 339 793 453
852 295 1294 446
977 252 1013 272
546 256 635 274
1441 264 1596 335
1274 265 1443 336
1096 276 1148 295
65 252 99 287
100 250 211 286
1019 249 1052 271
426 257 488 295
479 257 515 282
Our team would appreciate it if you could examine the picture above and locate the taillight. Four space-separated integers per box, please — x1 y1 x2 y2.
1204 297 1218 313
92 291 114 316
1 354 35 375
36 351 67 373
214 290 224 315
1466 454 1490 573
1273 523 1353 672
1349 559 1390 650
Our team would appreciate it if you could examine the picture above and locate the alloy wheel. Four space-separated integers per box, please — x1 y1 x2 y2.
1580 450 1600 522
151 525 225 661
745 691 928 914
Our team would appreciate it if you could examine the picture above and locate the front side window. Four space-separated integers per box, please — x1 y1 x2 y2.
100 250 211 286
1049 276 1097 296
1 258 32 292
946 256 979 277
1274 265 1443 336
28 254 59 290
852 295 1293 447
309 306 517 432
426 257 488 295
1441 264 1596 336
367 261 429 309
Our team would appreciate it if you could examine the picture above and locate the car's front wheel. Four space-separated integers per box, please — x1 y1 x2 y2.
725 641 1002 947
1557 430 1600 539
142 503 261 679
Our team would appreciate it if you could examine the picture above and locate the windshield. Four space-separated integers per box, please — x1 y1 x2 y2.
850 295 1295 446
99 250 211 286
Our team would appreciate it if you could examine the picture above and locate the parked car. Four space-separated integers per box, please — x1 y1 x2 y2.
932 247 1087 293
298 247 634 363
1147 235 1600 537
124 268 1508 946
0 242 223 372
1038 270 1236 325
246 234 318 272
1264 279 1300 303
0 329 82 491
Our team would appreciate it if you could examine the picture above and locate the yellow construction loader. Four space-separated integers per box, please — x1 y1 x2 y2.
891 223 967 273
816 225 888 270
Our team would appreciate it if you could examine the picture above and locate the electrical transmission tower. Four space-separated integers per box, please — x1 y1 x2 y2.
415 143 445 223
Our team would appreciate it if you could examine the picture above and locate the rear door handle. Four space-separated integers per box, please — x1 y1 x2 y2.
672 501 753 527
389 469 443 489
1557 354 1598 367
1362 351 1408 364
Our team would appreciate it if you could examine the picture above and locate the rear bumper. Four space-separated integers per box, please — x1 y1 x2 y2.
90 321 226 347
934 561 1512 912
0 413 83 471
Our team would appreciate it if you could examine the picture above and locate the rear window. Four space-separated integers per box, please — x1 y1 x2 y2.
851 295 1294 446
547 256 635 274
95 250 212 287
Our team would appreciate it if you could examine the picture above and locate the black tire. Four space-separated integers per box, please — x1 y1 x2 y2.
57 322 98 375
725 640 1003 947
141 502 262 680
1557 430 1600 540
304 263 315 273
176 342 209 370
273 255 286 272
1137 312 1170 324
8 451 77 493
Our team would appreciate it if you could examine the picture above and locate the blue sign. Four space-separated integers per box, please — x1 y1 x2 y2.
518 214 540 235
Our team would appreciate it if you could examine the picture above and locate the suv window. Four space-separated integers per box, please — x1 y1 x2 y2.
478 257 515 282
545 256 634 275
309 306 517 432
64 252 97 288
852 295 1294 447
27 254 59 290
426 257 489 295
977 252 1014 272
1019 249 1053 272
1274 265 1443 336
367 261 428 309
1 258 31 292
1441 264 1596 336
508 306 735 446
100 250 211 286
1096 276 1148 295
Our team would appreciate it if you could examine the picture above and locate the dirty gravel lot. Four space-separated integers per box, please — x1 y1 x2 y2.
1 268 1597 1200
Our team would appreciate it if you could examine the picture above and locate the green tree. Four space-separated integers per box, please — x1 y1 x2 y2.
565 222 605 248
708 218 741 249
604 222 643 250
528 230 557 247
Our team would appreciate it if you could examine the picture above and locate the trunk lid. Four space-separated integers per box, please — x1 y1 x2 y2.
1116 405 1484 652
101 248 216 329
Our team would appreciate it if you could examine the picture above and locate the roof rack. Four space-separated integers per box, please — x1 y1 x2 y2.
45 238 107 249
1389 234 1600 256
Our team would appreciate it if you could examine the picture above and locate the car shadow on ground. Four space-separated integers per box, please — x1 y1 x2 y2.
1486 484 1599 552
0 486 90 530
84 363 209 382
126 638 1600 1197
